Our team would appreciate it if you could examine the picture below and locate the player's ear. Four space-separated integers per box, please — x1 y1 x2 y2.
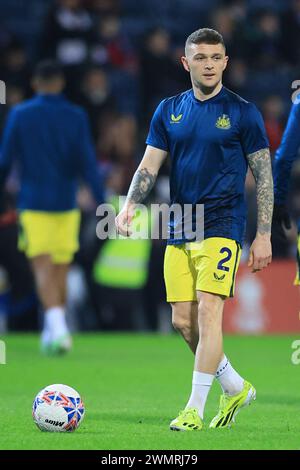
223 55 229 71
181 56 190 72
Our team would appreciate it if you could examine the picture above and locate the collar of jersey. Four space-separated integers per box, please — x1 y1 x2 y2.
36 93 65 101
189 86 225 104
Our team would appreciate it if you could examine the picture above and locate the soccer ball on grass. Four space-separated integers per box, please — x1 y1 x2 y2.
32 384 85 432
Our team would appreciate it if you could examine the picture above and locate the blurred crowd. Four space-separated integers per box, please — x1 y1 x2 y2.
0 0 300 332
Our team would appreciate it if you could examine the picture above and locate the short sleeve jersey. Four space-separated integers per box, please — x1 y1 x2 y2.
146 86 269 245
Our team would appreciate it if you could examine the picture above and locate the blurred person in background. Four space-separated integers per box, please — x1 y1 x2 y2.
281 0 300 65
84 0 120 16
272 95 300 291
92 163 152 331
0 84 27 134
246 9 283 70
90 14 137 74
115 27 273 431
262 95 284 154
0 60 104 354
0 40 31 132
210 7 237 56
97 111 137 191
140 27 171 113
41 0 93 65
140 27 186 123
77 65 116 139
223 58 250 98
40 0 94 98
0 40 31 99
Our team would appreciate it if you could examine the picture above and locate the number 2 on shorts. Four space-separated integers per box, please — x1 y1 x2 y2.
217 247 232 272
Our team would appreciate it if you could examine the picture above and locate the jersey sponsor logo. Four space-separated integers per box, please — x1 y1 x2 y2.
213 272 226 281
170 113 183 123
215 114 231 130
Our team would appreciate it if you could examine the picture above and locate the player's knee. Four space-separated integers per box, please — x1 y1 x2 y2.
171 307 192 337
172 315 186 332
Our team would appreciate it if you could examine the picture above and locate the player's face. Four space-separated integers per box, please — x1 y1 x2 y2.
181 43 228 91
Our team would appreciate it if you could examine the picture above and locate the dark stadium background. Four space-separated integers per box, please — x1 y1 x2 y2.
0 0 299 334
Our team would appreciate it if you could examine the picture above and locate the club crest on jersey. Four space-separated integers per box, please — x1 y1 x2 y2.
215 114 231 130
170 113 183 123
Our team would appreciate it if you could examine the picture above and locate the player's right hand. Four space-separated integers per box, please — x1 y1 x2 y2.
272 204 292 242
115 204 135 237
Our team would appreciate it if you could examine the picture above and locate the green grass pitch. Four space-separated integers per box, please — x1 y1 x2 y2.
0 333 300 450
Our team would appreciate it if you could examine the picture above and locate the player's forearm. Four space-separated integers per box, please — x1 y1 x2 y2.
123 146 167 208
125 167 157 206
247 147 274 236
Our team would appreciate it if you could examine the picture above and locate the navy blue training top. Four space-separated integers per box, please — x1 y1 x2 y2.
0 93 104 211
146 86 269 245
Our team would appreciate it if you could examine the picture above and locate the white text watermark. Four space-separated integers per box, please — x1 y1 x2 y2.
291 339 300 365
291 80 300 104
0 340 6 364
96 198 205 243
0 80 6 104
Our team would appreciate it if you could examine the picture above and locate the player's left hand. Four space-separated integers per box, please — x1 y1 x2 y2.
248 234 272 273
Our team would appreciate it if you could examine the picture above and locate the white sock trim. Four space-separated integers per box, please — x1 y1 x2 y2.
192 371 215 386
215 355 244 396
45 305 65 317
215 355 229 378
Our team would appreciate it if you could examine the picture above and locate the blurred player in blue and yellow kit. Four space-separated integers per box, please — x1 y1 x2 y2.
273 100 300 286
116 29 273 430
0 61 104 354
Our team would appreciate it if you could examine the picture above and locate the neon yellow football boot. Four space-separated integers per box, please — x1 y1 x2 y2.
170 408 204 431
209 380 256 429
